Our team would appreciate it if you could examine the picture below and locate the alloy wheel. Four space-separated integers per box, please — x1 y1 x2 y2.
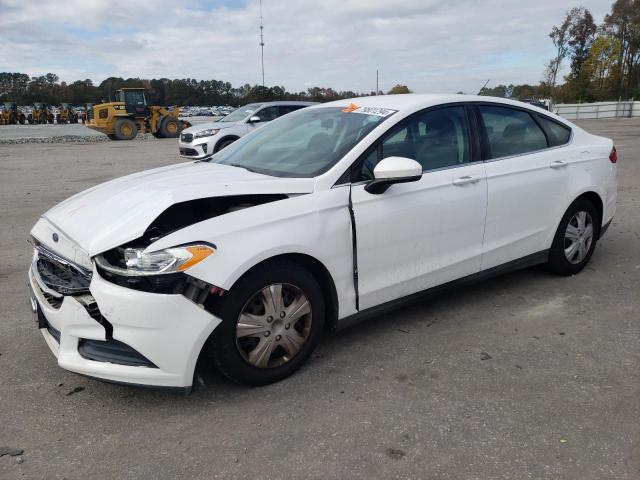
235 283 312 368
564 210 594 264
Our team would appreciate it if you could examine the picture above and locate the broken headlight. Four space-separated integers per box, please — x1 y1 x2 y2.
95 244 215 277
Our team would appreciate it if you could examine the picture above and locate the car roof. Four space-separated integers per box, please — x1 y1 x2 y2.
257 101 319 107
316 94 558 119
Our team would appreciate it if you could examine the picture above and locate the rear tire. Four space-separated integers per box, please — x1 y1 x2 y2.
114 118 137 140
159 116 180 138
206 261 325 386
546 197 600 276
107 134 119 140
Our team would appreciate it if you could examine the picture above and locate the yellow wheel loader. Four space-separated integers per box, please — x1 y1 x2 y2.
57 103 78 124
86 88 189 140
0 103 26 125
28 103 54 124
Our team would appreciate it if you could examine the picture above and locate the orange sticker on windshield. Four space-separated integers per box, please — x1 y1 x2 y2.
342 103 359 113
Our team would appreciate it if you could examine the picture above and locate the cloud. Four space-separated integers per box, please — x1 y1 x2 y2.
0 0 614 94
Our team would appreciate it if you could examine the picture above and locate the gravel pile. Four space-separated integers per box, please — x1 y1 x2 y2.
0 133 158 144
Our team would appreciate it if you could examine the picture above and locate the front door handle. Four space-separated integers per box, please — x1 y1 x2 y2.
550 160 568 169
452 176 481 186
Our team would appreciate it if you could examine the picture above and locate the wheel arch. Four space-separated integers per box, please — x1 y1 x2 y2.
226 252 339 332
546 188 606 249
214 135 240 152
573 190 604 236
577 191 603 224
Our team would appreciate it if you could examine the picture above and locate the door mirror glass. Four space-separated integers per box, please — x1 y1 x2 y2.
365 156 422 194
248 115 262 123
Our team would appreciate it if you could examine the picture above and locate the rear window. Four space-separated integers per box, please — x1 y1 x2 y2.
535 115 572 146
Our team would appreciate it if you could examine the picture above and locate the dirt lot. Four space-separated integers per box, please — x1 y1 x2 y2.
0 119 638 480
0 116 215 141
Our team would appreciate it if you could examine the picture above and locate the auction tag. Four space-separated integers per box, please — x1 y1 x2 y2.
352 106 397 117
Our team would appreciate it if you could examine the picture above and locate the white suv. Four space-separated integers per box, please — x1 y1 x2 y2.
29 95 617 392
178 101 316 159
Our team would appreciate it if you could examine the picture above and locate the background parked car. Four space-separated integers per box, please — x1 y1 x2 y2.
178 101 317 159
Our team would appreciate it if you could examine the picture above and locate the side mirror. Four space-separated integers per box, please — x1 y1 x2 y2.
248 115 262 123
364 157 422 194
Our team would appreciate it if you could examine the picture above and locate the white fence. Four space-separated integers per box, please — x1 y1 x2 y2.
553 101 640 120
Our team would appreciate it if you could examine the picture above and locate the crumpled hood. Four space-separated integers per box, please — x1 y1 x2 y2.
41 162 314 256
182 121 238 134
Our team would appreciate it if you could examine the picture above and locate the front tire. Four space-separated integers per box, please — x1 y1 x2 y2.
207 261 325 386
114 118 137 140
547 197 599 276
159 116 180 138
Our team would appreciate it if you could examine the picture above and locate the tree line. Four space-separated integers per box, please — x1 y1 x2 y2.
480 0 640 103
0 72 400 107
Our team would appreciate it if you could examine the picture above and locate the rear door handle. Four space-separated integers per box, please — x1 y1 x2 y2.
452 176 481 186
550 160 568 169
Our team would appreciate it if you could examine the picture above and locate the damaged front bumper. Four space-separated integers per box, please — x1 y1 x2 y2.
28 244 222 392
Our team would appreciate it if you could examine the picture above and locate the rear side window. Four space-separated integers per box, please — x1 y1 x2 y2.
278 105 305 116
479 106 548 159
535 115 572 146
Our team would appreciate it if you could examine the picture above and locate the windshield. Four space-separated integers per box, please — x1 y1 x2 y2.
219 103 263 122
123 90 145 105
209 106 395 177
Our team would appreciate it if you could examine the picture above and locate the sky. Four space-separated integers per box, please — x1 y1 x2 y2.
0 0 615 94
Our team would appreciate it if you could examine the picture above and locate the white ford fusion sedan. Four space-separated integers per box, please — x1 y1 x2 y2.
28 95 617 392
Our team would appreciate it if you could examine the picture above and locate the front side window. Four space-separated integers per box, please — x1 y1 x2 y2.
210 107 393 178
219 103 263 122
479 105 548 158
354 105 471 182
255 106 279 122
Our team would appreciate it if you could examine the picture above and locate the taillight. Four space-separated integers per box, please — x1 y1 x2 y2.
609 146 617 163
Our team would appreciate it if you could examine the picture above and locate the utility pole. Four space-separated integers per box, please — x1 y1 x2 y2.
376 69 379 95
259 0 265 87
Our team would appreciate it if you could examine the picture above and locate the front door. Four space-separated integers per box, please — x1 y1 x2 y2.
350 105 488 310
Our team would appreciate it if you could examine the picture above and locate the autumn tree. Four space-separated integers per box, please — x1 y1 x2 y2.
603 0 640 97
548 12 573 89
387 84 412 94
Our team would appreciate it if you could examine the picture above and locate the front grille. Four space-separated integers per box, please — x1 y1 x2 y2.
35 245 91 295
180 133 193 143
43 291 63 309
179 147 198 156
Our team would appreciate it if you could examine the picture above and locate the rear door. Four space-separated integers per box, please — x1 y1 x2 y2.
476 103 572 269
350 104 488 309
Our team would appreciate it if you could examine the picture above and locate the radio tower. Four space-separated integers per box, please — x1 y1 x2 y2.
259 0 265 87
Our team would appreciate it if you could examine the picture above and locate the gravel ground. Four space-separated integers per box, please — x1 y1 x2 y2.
0 119 638 480
0 116 215 143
